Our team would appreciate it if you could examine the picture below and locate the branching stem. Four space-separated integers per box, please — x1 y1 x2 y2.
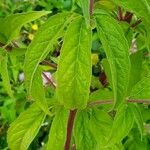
88 99 150 107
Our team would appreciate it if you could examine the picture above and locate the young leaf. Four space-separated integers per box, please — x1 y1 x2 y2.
24 12 71 100
9 48 26 57
129 76 150 99
102 58 113 87
0 54 14 98
95 13 130 108
129 104 144 139
74 108 120 149
29 68 49 114
56 16 92 109
127 51 143 94
7 103 46 150
78 0 90 26
89 108 113 148
89 88 113 102
107 104 134 145
73 110 97 150
46 107 69 150
0 11 50 44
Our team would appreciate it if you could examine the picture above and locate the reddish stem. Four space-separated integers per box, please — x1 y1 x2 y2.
131 19 142 28
124 11 133 23
64 110 77 150
42 72 56 88
88 99 150 107
42 60 57 69
0 42 12 52
90 0 94 16
128 99 150 103
118 7 123 21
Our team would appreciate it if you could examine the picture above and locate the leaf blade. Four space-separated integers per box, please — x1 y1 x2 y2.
129 104 144 139
46 107 69 150
0 54 14 98
0 11 50 44
56 16 92 109
7 103 46 150
107 104 134 145
78 0 90 27
95 14 130 107
129 76 150 99
24 12 71 109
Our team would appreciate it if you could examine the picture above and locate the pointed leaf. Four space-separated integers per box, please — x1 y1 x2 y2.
74 108 116 149
128 51 143 94
7 103 46 150
95 13 130 107
57 16 92 109
89 89 113 102
74 110 97 150
89 108 113 148
107 104 134 145
24 12 71 100
46 107 69 150
0 11 50 44
129 104 143 139
30 68 49 114
0 54 14 98
78 0 90 27
129 76 150 99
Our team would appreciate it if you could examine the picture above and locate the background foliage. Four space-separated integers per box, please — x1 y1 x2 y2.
0 0 150 150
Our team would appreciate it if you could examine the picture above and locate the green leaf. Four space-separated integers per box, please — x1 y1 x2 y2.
78 0 90 27
56 16 92 109
129 104 143 139
94 0 116 11
107 104 134 145
102 58 113 87
0 54 14 98
24 12 71 101
74 110 97 150
7 103 46 150
29 68 50 115
128 51 143 94
89 108 113 148
129 76 150 99
124 128 148 150
9 48 27 57
74 108 118 149
46 107 69 150
0 11 50 44
89 88 113 102
95 13 130 108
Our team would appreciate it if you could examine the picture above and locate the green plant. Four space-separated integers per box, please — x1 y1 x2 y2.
0 0 150 149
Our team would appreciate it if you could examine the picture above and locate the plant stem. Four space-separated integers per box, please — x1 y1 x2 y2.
88 99 150 107
42 60 57 69
64 109 77 150
118 7 123 21
128 99 150 103
42 72 56 88
131 19 142 28
90 0 94 16
124 11 133 23
0 42 12 52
